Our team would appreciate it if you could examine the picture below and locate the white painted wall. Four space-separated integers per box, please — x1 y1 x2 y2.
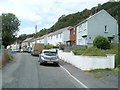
46 27 70 46
30 40 35 48
37 39 40 43
47 33 63 46
39 35 48 45
63 29 70 43
58 50 115 70
40 37 44 44
76 21 88 45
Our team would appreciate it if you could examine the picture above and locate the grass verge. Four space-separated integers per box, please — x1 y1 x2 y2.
2 50 14 67
85 67 119 79
86 68 113 73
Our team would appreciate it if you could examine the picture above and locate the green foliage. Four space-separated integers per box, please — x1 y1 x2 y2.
88 68 113 73
17 33 35 42
117 44 120 66
73 47 108 56
2 13 20 48
17 34 27 42
35 28 49 38
56 43 65 50
93 36 110 50
114 65 120 72
44 44 55 49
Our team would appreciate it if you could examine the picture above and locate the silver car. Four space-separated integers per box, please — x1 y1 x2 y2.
39 49 59 65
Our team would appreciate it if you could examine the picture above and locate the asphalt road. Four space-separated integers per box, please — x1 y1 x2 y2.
2 53 118 89
2 53 85 88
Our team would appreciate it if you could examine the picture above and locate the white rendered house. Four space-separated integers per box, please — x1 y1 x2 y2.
46 27 70 46
76 9 118 46
21 37 34 48
39 35 47 45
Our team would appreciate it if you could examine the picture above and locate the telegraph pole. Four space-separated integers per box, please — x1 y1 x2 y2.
35 25 37 43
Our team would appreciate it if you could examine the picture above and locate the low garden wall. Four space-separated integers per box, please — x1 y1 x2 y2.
58 50 115 70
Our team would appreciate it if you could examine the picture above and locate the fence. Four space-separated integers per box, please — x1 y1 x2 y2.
58 50 115 70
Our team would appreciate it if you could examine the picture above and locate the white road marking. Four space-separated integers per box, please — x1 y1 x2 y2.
60 65 90 90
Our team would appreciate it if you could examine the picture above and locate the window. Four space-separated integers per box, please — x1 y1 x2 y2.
104 25 108 33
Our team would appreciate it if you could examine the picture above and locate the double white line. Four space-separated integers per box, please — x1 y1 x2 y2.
60 65 90 90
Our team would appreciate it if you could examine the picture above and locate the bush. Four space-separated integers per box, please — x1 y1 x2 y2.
44 44 54 49
2 50 14 66
93 36 110 50
57 43 65 50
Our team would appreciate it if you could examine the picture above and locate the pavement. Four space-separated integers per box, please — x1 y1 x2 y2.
1 53 119 89
59 60 118 88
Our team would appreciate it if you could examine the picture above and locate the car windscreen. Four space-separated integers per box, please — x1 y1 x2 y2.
43 51 57 56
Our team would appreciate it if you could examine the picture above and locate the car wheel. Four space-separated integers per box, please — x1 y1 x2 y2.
40 62 43 65
40 61 43 65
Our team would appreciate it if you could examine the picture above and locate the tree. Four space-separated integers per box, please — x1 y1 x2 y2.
17 34 27 42
58 14 66 21
2 13 20 48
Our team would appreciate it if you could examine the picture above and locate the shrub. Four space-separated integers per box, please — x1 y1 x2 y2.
44 44 54 49
2 50 14 66
57 43 65 50
93 36 110 50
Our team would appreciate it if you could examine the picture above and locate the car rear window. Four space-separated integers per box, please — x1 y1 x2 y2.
43 51 57 56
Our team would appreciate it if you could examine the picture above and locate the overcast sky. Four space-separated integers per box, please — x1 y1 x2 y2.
0 0 109 36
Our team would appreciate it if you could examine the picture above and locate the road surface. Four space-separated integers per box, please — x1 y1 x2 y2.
2 53 118 89
2 53 84 88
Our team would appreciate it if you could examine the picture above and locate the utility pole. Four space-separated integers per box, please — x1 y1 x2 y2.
35 25 37 43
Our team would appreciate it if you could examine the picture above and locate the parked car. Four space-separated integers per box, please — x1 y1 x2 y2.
20 49 24 52
21 47 28 52
39 49 59 65
11 48 17 53
27 47 32 53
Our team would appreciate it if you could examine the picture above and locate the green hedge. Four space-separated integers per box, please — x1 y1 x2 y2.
44 44 59 49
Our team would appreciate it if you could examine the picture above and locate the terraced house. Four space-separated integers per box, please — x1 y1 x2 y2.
42 26 70 46
39 35 47 45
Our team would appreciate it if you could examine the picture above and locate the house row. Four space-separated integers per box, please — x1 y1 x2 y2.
21 9 118 48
